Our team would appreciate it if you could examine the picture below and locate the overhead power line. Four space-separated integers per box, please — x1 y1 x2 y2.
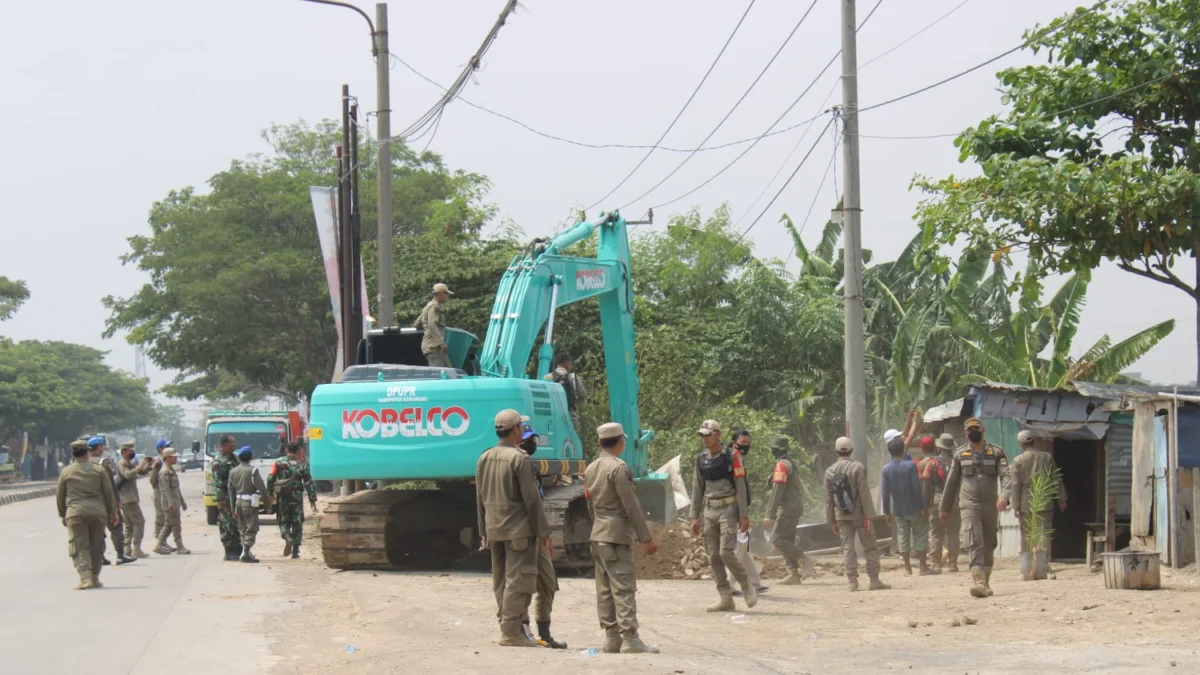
858 0 1106 115
857 0 975 71
606 0 824 210
396 0 519 142
584 0 759 211
783 131 839 267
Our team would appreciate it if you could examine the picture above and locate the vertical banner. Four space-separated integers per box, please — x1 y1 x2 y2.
310 186 374 383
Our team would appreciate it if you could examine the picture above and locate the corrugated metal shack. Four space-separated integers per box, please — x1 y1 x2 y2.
921 381 1200 567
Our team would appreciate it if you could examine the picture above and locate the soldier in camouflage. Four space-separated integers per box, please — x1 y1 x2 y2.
211 434 242 561
268 441 317 559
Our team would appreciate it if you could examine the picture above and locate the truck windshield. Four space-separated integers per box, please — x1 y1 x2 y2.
204 421 287 459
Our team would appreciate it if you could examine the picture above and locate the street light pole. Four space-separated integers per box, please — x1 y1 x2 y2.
838 0 870 470
298 0 392 327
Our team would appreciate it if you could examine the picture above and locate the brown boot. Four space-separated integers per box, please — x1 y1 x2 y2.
781 569 803 585
948 556 959 573
175 544 191 555
848 577 859 592
740 580 758 608
707 589 735 612
132 545 151 559
969 567 988 598
620 631 660 654
602 628 622 653
498 630 537 647
868 575 891 590
983 567 995 596
91 575 104 589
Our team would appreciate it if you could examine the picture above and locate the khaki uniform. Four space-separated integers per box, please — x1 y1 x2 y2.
689 448 751 592
766 454 806 574
149 457 167 540
415 298 450 367
1009 448 1066 554
585 452 652 634
229 463 266 548
117 457 151 552
157 464 187 546
56 458 117 585
939 443 1008 570
474 444 550 637
98 455 126 556
921 453 960 568
824 457 880 579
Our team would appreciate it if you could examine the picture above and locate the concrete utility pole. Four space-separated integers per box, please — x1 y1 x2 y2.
374 3 394 327
838 0 870 469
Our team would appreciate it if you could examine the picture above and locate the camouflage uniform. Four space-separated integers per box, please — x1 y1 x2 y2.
211 452 241 555
268 455 317 556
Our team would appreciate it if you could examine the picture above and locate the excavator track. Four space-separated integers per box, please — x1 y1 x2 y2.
319 483 594 571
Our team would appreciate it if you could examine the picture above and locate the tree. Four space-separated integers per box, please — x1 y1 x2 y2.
104 120 495 401
0 275 29 322
0 339 155 445
913 0 1200 379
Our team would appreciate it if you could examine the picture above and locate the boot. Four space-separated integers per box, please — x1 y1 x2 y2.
900 552 912 576
283 541 293 557
948 555 959 573
602 628 623 654
536 621 568 649
164 543 176 552
868 575 891 591
240 546 260 563
132 545 151 559
983 567 994 596
620 631 660 654
918 552 939 576
969 567 988 598
291 544 300 560
740 580 758 608
175 544 191 555
848 577 859 592
224 545 241 562
706 589 735 612
116 555 136 565
74 580 93 590
781 568 804 585
91 575 104 588
102 557 111 566
930 548 943 571
154 541 173 555
498 629 538 647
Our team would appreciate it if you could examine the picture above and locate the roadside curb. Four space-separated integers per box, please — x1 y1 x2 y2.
0 485 56 507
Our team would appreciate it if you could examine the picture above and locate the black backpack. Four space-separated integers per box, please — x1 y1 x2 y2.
829 471 855 514
551 370 577 410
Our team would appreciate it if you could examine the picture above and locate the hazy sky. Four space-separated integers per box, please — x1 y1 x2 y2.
2 0 1194 404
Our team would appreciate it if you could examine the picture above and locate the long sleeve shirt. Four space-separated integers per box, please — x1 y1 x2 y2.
475 444 550 542
688 447 749 520
57 458 117 520
1009 449 1067 513
765 455 805 521
881 459 925 518
824 458 875 524
415 299 446 352
584 452 653 545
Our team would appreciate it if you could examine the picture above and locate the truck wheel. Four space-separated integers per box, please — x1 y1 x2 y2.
206 505 218 525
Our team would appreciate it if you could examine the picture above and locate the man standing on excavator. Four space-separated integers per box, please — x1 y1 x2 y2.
545 354 586 435
415 282 453 368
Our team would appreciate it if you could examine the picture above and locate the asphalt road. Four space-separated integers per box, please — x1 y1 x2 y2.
0 471 286 673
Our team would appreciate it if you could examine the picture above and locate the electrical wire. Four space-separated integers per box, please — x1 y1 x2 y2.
584 0 759 211
608 0 824 210
857 0 975 71
637 0 885 213
858 0 1106 115
782 136 838 268
396 0 519 142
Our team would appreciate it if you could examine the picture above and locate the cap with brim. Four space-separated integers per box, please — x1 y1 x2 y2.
835 436 854 452
162 448 178 458
432 282 454 295
597 422 625 441
494 409 529 430
936 433 956 450
1017 429 1036 445
770 435 790 452
520 423 538 441
964 417 983 430
69 440 88 450
697 419 721 435
883 429 902 443
120 442 135 450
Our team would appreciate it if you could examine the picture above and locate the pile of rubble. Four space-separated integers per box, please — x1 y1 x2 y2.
635 524 711 580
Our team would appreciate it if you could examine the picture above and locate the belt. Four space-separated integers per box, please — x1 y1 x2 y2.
236 494 257 501
706 496 737 508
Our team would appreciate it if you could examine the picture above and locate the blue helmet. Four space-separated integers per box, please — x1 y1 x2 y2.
520 423 538 441
86 436 105 448
155 438 172 451
237 446 253 459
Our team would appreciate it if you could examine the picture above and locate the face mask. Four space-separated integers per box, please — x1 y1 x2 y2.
520 441 537 456
967 430 983 443
735 443 750 454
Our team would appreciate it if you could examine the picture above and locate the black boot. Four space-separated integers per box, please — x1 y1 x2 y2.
224 545 241 562
116 555 136 565
102 557 111 566
291 543 300 560
240 546 260 563
537 621 568 649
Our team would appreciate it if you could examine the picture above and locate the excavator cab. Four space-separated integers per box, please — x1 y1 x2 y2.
355 326 481 376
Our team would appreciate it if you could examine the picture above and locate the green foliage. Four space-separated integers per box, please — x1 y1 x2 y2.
0 339 155 444
1023 467 1063 551
104 120 495 401
0 276 29 322
913 0 1200 376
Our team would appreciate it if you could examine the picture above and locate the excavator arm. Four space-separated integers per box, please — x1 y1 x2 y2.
478 211 652 476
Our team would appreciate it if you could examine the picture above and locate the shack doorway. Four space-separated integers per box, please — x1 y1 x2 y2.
1051 438 1103 560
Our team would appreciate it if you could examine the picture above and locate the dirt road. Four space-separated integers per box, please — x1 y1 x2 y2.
263 534 1198 674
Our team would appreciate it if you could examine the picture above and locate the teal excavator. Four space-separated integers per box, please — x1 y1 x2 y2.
307 211 668 569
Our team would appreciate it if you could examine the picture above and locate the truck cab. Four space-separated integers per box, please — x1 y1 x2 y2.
202 411 304 525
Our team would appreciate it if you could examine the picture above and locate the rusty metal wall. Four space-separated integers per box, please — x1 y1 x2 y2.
1106 418 1133 517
